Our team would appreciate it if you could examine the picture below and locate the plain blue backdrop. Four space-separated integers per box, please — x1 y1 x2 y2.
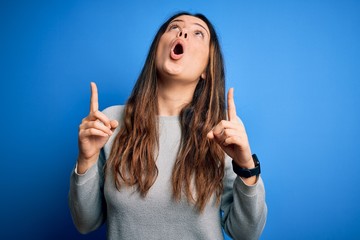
1 0 360 239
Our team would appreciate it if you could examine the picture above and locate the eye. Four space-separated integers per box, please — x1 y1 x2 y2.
168 24 180 31
194 30 205 38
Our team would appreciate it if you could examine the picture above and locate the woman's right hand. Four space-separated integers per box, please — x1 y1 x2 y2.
77 82 118 174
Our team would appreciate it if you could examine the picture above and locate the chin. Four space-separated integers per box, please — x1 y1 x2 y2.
162 62 183 76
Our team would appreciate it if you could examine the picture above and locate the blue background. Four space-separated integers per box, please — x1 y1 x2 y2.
1 0 360 239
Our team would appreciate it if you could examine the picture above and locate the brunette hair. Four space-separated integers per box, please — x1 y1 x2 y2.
107 12 226 212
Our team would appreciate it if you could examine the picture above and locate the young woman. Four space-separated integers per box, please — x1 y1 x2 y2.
69 12 267 240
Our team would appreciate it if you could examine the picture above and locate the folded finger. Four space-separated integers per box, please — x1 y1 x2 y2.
81 121 113 135
221 128 240 138
80 128 110 138
212 120 240 135
90 111 111 128
222 135 242 147
110 120 119 129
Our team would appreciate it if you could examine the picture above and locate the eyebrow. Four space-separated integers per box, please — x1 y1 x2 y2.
169 19 210 36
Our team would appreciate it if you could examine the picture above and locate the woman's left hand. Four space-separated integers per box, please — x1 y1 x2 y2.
207 88 254 169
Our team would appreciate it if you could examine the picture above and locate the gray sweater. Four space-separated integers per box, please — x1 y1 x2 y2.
69 105 267 240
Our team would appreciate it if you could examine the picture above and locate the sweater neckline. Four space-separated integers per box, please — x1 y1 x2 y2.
158 115 179 122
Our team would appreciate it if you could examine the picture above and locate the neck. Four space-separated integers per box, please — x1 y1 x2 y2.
157 78 198 116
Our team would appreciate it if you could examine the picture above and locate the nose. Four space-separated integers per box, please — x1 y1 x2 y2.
177 31 188 39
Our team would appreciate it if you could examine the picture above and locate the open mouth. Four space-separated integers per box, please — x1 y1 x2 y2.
173 43 183 55
170 40 185 60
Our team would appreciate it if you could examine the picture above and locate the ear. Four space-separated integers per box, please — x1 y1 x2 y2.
201 72 206 80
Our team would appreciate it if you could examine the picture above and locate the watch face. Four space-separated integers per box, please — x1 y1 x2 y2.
242 169 253 178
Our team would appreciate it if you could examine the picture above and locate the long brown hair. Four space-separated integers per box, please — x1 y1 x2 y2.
107 12 226 212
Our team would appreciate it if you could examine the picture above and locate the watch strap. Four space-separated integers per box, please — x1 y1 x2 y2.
232 154 261 178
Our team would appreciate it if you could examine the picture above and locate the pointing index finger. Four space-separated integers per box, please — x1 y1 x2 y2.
227 88 237 122
90 82 99 113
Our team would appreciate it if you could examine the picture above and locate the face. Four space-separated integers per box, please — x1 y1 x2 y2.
156 15 210 83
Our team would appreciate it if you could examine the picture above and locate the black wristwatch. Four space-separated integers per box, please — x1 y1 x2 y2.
232 154 261 178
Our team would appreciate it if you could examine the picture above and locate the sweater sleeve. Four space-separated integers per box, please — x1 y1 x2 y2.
68 150 107 234
221 156 267 240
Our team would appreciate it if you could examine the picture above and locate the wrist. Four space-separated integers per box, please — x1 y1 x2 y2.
77 154 99 174
236 158 255 169
234 153 255 169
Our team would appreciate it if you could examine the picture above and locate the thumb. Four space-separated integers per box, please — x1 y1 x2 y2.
207 130 214 139
110 120 119 130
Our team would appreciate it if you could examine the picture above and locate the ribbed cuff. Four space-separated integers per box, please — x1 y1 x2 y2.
72 162 99 186
233 175 263 197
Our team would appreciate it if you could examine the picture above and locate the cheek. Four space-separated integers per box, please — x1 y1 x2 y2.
156 41 166 65
157 35 173 58
196 46 209 67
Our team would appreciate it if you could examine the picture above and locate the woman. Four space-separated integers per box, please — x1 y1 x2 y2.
69 12 267 240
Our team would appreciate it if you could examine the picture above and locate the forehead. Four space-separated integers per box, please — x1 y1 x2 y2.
170 15 209 32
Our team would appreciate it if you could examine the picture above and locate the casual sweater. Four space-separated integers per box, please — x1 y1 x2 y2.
69 105 267 240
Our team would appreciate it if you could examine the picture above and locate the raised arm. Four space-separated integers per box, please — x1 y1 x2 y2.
69 82 118 233
208 88 267 239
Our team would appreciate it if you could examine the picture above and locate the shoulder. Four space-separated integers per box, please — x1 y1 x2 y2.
101 105 125 120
